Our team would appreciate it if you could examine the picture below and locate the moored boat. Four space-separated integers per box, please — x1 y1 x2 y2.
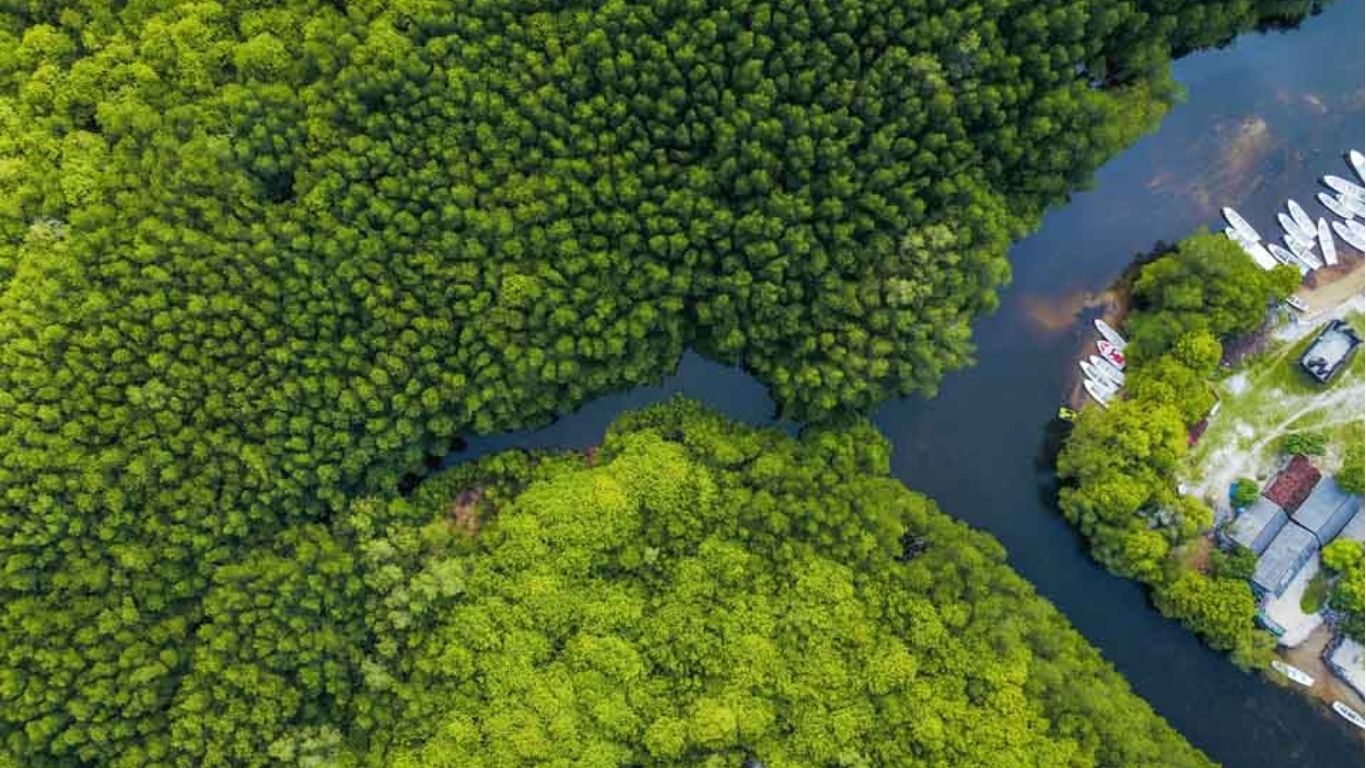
1083 378 1113 408
1350 149 1366 186
1278 212 1314 243
1341 192 1366 219
1285 236 1323 269
1096 339 1126 369
1284 295 1308 313
1093 318 1127 350
1268 243 1311 274
1333 701 1365 730
1317 218 1338 266
1324 174 1366 200
1287 199 1315 233
1090 355 1125 386
1318 190 1354 219
1270 659 1314 686
1335 220 1366 252
1221 206 1260 241
1238 239 1278 270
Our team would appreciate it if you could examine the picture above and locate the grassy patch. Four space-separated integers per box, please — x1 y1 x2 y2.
1300 571 1329 614
1181 310 1366 501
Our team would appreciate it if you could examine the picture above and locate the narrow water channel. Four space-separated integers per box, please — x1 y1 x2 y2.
454 3 1366 764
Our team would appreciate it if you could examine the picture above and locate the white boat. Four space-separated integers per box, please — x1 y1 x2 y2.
1332 220 1366 253
1270 660 1314 686
1223 226 1253 244
1093 318 1127 351
1287 199 1315 234
1079 359 1108 386
1318 191 1354 219
1096 339 1126 369
1221 207 1261 241
1278 212 1315 243
1286 237 1323 270
1238 239 1278 270
1090 355 1126 386
1341 192 1366 220
1284 295 1309 313
1333 701 1365 730
1083 378 1113 408
1282 228 1315 253
1268 243 1311 275
1350 149 1366 186
1324 174 1366 200
1317 218 1338 266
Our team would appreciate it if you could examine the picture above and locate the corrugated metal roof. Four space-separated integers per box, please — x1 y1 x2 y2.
1264 455 1321 512
1252 523 1316 597
1229 497 1288 555
1292 477 1363 546
1340 509 1365 544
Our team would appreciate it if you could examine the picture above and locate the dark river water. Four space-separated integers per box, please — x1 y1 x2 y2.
454 3 1366 765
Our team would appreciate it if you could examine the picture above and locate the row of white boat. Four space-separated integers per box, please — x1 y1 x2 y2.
1080 318 1127 408
1269 660 1365 730
1221 150 1366 283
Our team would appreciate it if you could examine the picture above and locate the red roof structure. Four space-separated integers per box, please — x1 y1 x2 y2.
1263 455 1321 513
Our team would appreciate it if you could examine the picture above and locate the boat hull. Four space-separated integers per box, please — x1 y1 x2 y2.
1318 218 1338 266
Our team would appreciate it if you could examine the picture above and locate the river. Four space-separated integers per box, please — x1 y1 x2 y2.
452 3 1366 765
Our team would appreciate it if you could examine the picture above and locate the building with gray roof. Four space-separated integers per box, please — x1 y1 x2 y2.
1291 477 1363 546
1228 497 1289 555
1340 508 1364 544
1251 523 1316 597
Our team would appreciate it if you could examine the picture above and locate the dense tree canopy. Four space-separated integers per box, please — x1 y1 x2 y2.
0 1 1315 764
91 400 1220 766
1322 538 1364 642
1057 232 1295 665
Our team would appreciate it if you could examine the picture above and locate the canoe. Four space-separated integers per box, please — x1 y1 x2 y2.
1084 369 1119 397
1284 296 1308 313
1096 339 1126 369
1324 174 1366 200
1350 149 1366 186
1318 218 1338 266
1333 701 1365 730
1285 236 1323 269
1287 199 1315 234
1094 318 1127 350
1341 192 1366 219
1268 243 1311 275
1319 191 1354 219
1221 206 1261 241
1079 359 1109 388
1270 659 1314 686
1238 239 1278 270
1278 212 1315 243
1223 226 1253 244
1090 355 1126 386
1330 220 1365 252
1083 378 1113 408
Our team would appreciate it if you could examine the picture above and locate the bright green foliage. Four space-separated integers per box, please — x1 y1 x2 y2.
1322 538 1365 642
1152 571 1270 668
151 401 1217 767
1057 400 1187 581
1231 478 1260 509
0 1 1314 764
1281 431 1327 457
1337 426 1364 494
1057 229 1300 663
1210 545 1257 581
1128 232 1299 362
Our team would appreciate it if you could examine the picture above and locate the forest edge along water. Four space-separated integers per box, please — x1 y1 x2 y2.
452 3 1366 766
